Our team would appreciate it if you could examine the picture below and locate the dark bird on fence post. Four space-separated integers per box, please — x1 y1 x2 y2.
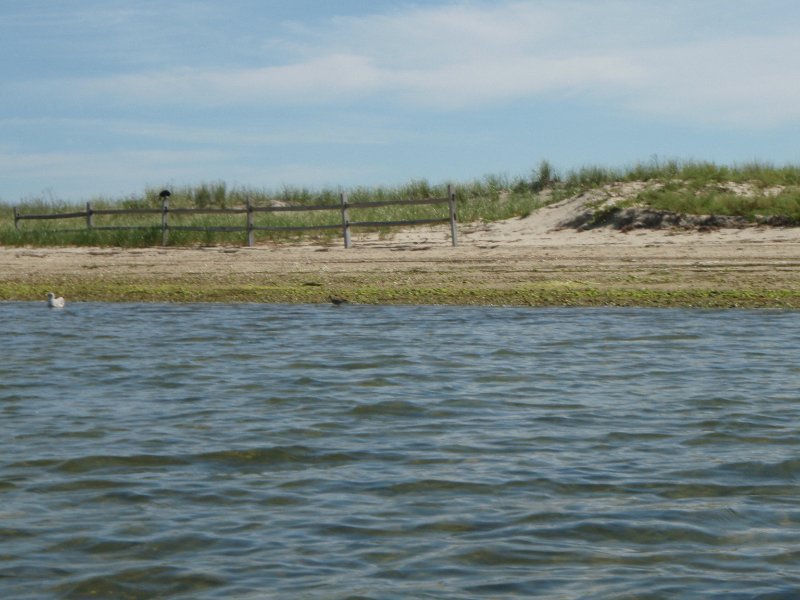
159 189 171 199
329 296 349 306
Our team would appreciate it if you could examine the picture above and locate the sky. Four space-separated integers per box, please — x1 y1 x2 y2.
2 0 800 202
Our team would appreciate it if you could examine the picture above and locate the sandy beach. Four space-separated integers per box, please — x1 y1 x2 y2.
4 194 800 307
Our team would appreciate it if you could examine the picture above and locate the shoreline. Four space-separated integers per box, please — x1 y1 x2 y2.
5 176 800 308
3 221 800 307
5 192 800 308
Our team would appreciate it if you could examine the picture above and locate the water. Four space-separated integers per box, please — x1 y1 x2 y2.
2 303 800 599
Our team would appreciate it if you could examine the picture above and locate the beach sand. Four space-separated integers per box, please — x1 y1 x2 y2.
3 195 800 307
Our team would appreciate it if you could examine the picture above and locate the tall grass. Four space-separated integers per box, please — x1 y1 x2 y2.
637 187 800 221
2 177 551 247
561 159 800 189
4 159 800 246
557 159 800 222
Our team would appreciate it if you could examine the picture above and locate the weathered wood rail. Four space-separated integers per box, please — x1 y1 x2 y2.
13 186 458 247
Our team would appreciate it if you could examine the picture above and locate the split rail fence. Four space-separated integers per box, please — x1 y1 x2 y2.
12 186 459 247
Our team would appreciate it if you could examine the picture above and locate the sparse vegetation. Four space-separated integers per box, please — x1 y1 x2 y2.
4 159 800 247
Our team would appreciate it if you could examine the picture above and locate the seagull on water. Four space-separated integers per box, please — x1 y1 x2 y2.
46 292 65 308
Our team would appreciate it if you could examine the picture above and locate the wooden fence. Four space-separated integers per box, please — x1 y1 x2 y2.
12 186 458 248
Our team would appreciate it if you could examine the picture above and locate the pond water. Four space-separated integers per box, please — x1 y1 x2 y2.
2 303 800 599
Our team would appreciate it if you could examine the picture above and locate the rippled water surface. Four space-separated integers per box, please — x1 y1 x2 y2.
2 302 800 599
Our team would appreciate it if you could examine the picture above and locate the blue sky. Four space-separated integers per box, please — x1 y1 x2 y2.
3 0 800 202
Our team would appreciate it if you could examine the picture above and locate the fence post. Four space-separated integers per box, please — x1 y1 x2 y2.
161 196 169 245
13 206 19 230
340 192 351 249
448 184 458 247
86 202 94 231
246 198 254 247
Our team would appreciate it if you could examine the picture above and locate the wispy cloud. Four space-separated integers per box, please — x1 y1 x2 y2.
625 35 800 126
0 114 415 147
8 1 800 127
70 54 385 107
0 148 226 183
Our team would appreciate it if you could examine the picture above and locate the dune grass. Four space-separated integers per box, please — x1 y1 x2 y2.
636 187 800 221
4 159 800 247
1 178 547 247
559 160 800 222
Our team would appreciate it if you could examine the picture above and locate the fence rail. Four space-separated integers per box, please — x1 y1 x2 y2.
12 186 458 248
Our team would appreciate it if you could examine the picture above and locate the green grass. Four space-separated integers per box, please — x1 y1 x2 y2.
3 278 798 308
551 158 800 223
562 159 800 188
1 177 547 247
4 159 800 247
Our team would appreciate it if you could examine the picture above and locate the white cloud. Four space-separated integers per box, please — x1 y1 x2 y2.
625 35 800 127
6 1 800 131
0 148 227 197
9 0 798 128
15 54 384 108
0 114 415 149
312 1 800 123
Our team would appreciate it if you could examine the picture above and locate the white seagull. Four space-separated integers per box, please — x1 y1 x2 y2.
46 292 65 308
